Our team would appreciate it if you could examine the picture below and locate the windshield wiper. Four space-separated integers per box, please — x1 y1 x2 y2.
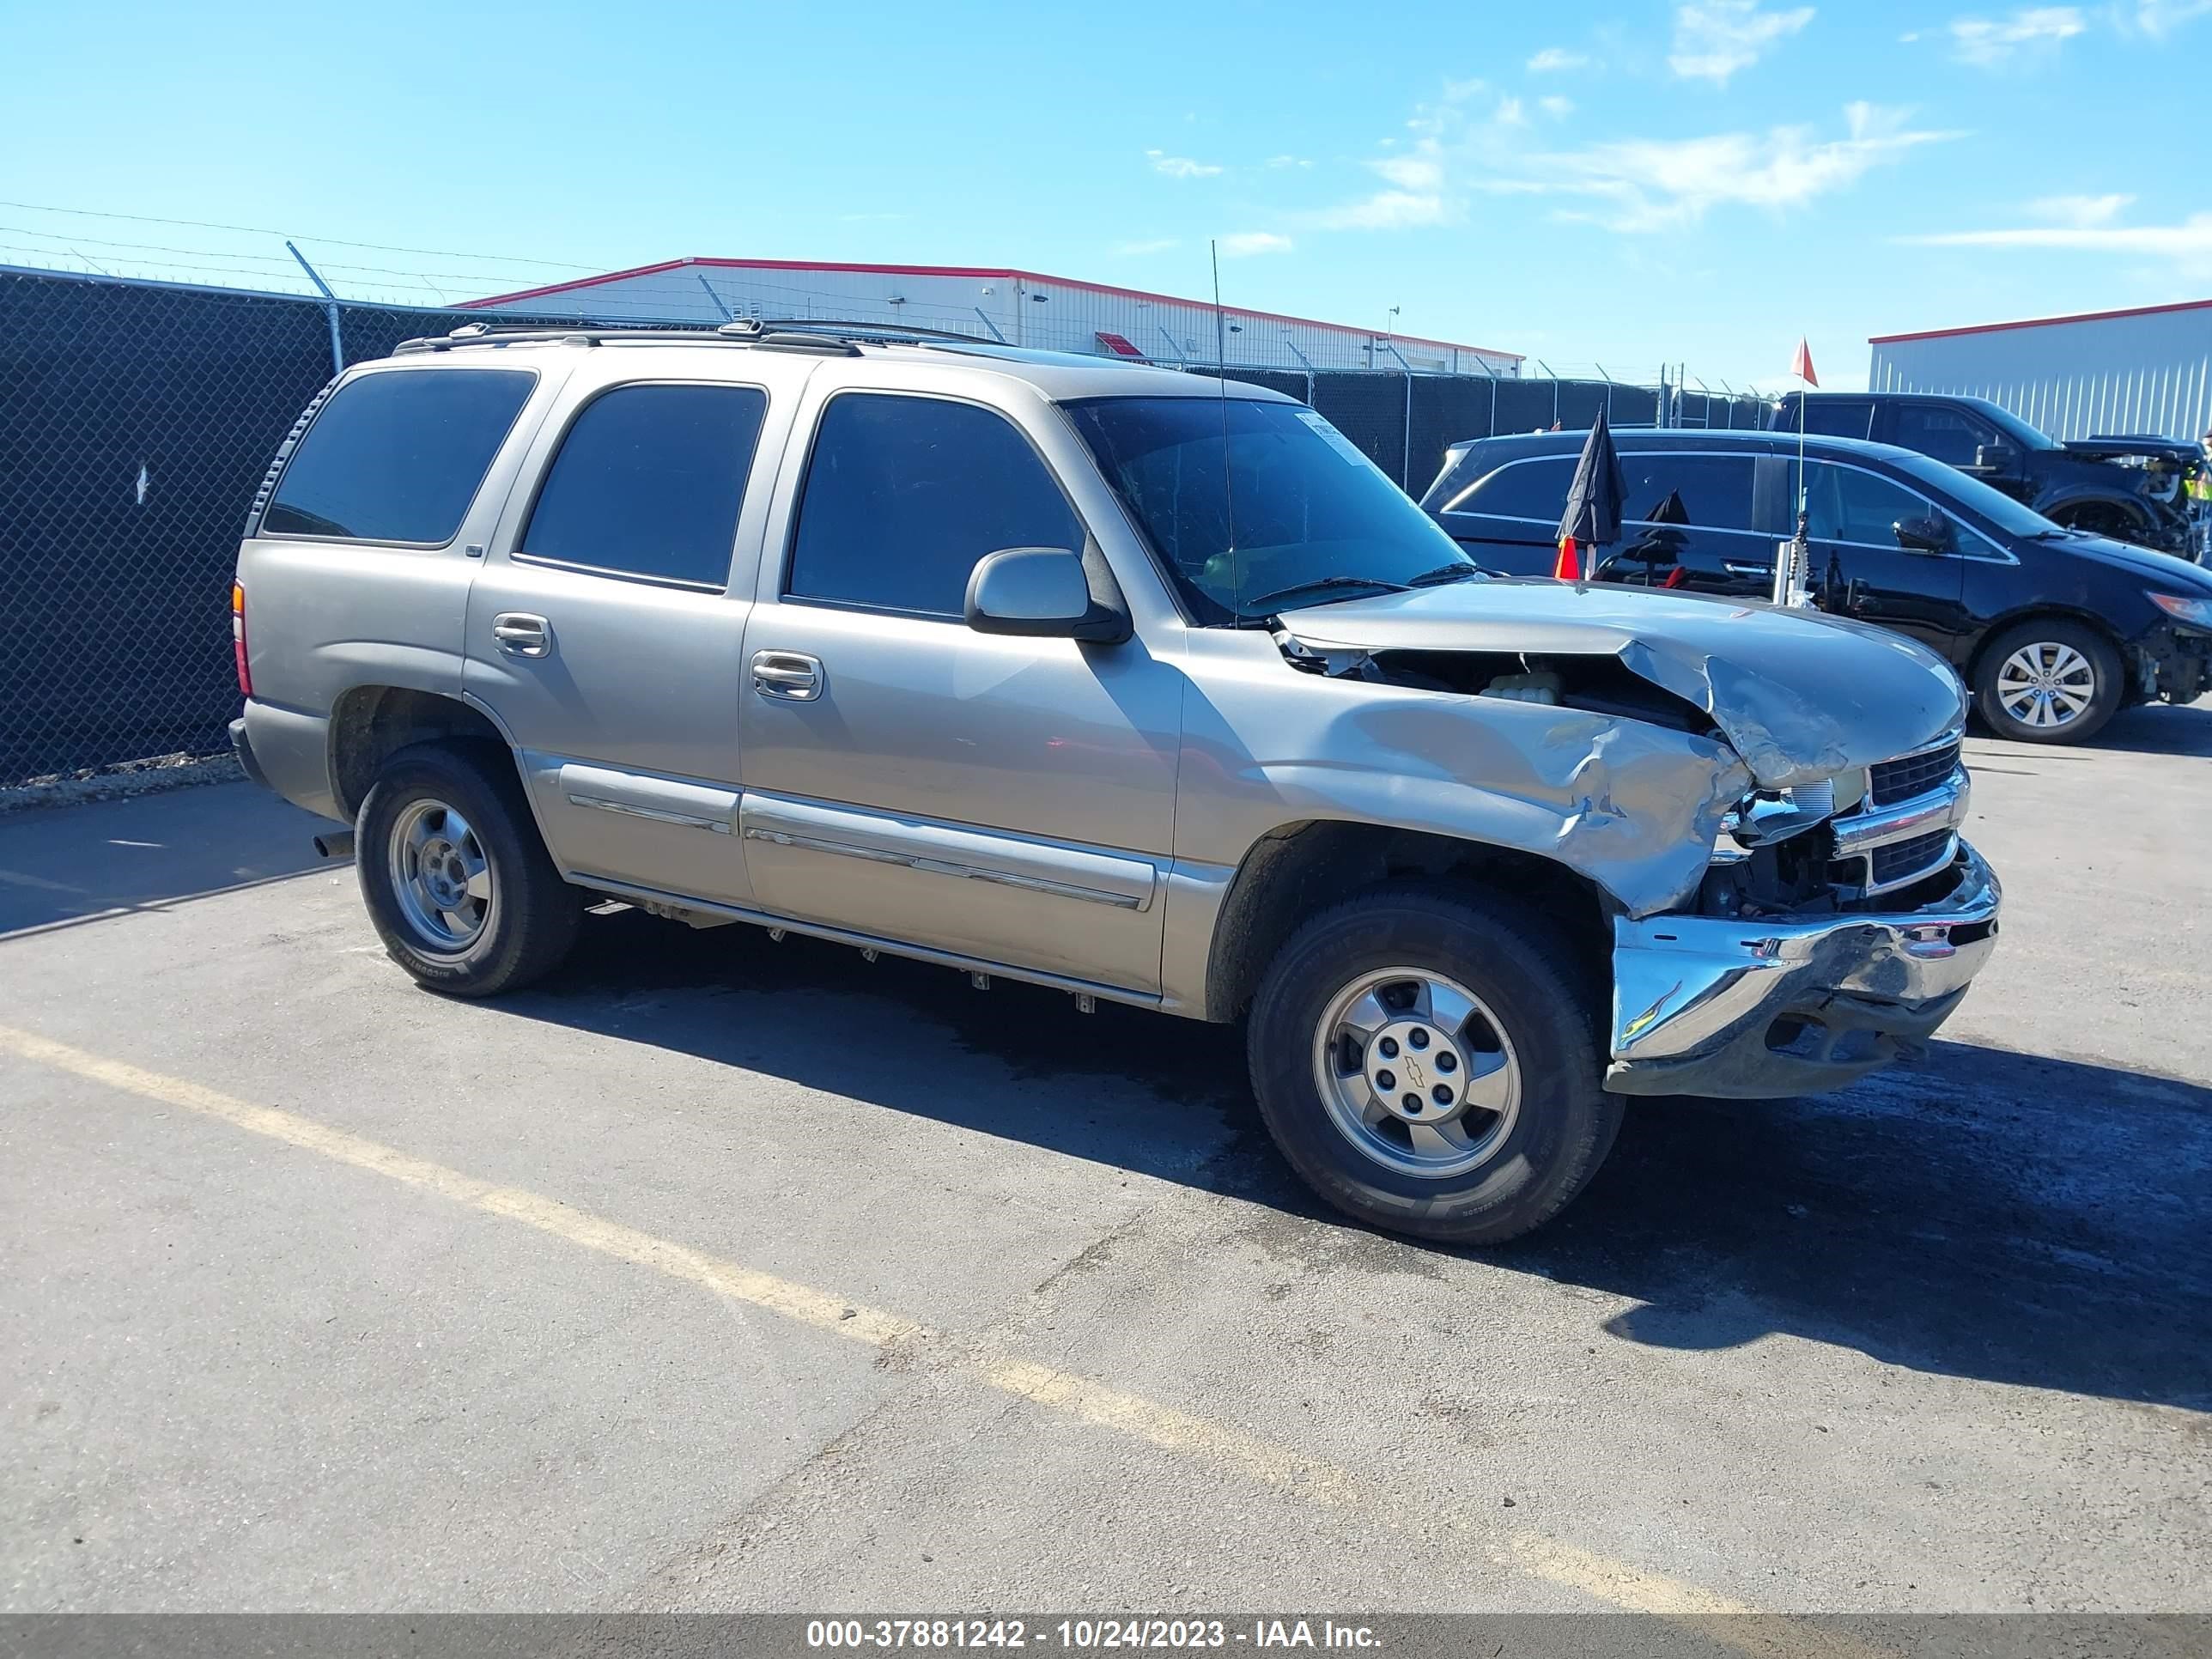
1406 562 1484 586
1237 574 1409 617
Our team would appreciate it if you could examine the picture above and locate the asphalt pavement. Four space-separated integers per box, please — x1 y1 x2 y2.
3 705 2207 1615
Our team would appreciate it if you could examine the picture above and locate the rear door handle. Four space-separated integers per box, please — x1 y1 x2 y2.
1723 562 1771 578
751 649 823 702
492 612 551 658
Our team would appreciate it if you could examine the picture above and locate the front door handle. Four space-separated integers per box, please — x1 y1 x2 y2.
1723 561 1771 578
751 649 823 702
492 612 551 658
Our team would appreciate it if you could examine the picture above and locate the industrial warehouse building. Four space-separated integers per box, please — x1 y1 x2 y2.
465 256 1522 378
1869 298 2212 444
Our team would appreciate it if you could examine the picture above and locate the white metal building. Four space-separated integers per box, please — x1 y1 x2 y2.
1869 298 2212 442
465 257 1522 377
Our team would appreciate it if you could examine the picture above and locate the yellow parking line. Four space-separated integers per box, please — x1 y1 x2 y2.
1 1022 1881 1650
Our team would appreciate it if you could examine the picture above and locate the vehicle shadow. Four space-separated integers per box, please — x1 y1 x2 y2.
1988 700 2212 758
508 905 2212 1414
0 781 330 937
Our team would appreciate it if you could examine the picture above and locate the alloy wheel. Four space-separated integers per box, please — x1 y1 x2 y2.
1310 967 1521 1180
1995 641 2096 731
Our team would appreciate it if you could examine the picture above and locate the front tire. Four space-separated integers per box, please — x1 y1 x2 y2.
1973 618 2124 743
356 741 580 996
1245 886 1620 1244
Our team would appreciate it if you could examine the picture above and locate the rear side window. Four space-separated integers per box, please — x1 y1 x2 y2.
519 384 768 588
1893 404 1997 468
1798 400 1875 441
1448 456 1576 520
262 369 535 543
787 393 1083 617
1622 453 1755 532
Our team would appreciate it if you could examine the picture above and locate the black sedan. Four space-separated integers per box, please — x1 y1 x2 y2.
1419 428 2212 744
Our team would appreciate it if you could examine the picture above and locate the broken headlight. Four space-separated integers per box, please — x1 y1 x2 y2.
1715 769 1865 860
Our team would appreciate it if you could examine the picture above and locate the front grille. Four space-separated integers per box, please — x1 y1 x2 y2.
1869 740 1960 805
1869 829 1954 887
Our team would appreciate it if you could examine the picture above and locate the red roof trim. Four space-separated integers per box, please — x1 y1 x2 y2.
464 255 1522 361
1869 295 2212 345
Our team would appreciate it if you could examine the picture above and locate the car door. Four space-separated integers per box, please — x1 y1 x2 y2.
1800 458 1972 659
735 375 1183 994
462 365 800 907
1592 450 1771 594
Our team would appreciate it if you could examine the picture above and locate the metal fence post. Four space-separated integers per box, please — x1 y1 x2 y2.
285 241 343 374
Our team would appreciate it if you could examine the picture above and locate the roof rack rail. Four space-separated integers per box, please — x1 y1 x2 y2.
391 317 997 357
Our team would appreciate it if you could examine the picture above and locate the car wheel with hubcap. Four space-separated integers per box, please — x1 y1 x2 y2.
1246 885 1620 1244
356 741 580 996
1973 618 2123 744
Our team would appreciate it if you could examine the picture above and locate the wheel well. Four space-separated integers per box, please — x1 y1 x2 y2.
2042 495 2148 533
329 687 513 823
1204 821 1612 1024
1963 609 2127 694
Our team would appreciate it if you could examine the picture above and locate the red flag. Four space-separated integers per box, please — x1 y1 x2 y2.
1791 337 1819 387
1554 535 1581 580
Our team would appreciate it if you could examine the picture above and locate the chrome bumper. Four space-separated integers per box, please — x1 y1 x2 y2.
1606 842 2001 1099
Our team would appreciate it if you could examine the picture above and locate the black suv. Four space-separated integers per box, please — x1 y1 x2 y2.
1419 428 2212 743
1772 392 2208 562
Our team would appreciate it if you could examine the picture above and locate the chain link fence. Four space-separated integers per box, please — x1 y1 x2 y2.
0 266 1768 784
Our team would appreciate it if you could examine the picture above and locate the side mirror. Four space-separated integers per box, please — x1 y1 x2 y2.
964 547 1131 643
1893 514 1953 554
1974 442 2017 473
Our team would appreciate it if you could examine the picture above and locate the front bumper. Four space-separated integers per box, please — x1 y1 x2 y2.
1606 842 2001 1099
2136 621 2212 704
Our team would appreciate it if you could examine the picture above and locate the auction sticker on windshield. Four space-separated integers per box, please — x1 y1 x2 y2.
1293 410 1373 467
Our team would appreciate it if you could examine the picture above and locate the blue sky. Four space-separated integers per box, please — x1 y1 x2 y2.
5 0 2211 390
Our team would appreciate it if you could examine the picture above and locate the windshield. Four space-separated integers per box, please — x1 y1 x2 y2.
1884 449 2066 537
1063 396 1474 624
1960 397 2061 453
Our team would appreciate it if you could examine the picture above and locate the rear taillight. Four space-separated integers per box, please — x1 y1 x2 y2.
231 581 252 697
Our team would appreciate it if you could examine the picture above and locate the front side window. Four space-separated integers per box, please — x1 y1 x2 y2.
519 384 768 588
787 393 1084 617
1067 397 1473 623
1805 462 1932 544
1893 404 1997 468
263 368 535 543
1621 453 1755 531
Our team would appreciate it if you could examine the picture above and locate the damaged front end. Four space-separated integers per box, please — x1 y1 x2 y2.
1272 581 2002 1100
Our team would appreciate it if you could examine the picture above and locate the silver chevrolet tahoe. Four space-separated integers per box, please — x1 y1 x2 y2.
229 322 2002 1243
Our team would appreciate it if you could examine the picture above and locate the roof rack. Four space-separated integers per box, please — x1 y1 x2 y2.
392 316 999 358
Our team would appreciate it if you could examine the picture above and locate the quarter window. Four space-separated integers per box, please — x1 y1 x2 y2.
1804 462 1931 544
263 368 535 543
1451 457 1576 520
787 393 1084 617
519 384 768 588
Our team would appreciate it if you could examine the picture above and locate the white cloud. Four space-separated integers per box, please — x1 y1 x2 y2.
1539 95 1576 117
1146 149 1221 179
1218 231 1294 257
1494 95 1528 126
1527 46 1589 70
1668 0 1815 84
1499 101 1957 232
1372 154 1445 191
1111 237 1180 255
1948 6 2085 65
1311 191 1449 230
2027 192 2133 227
1265 154 1314 169
1898 211 2212 276
2124 0 2212 34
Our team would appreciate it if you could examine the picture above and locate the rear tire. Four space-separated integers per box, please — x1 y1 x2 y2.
1245 885 1620 1244
1972 617 2124 744
356 741 580 996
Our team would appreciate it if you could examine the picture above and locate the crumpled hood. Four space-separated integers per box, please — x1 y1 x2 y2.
1276 578 1966 787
